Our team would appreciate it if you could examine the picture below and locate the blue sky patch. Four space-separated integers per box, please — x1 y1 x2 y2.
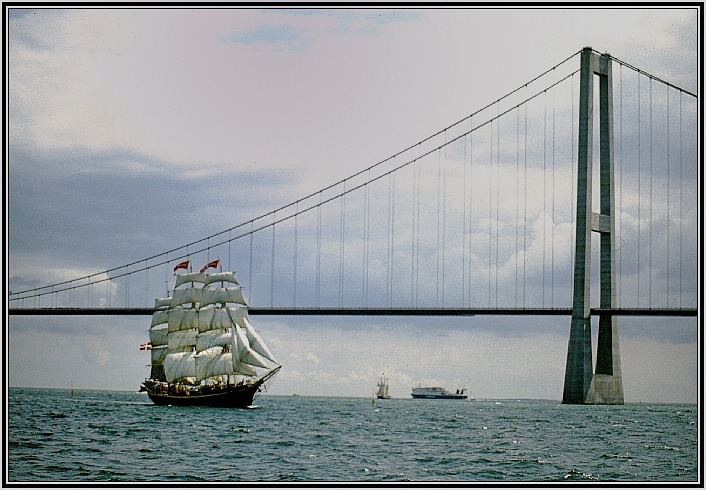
265 8 424 35
225 24 309 51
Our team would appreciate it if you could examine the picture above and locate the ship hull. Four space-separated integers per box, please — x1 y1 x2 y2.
145 367 280 408
411 394 468 400
147 383 260 408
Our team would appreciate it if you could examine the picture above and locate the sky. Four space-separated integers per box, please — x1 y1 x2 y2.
6 6 701 403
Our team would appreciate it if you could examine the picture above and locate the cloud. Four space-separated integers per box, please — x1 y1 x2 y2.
7 7 699 403
306 352 322 364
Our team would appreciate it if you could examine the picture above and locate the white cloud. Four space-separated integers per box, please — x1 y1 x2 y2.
7 7 699 403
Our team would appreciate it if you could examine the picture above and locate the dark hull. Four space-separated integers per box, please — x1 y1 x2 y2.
146 367 280 408
148 383 261 408
411 394 468 400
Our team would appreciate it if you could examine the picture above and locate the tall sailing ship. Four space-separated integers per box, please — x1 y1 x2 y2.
376 374 391 399
141 259 280 408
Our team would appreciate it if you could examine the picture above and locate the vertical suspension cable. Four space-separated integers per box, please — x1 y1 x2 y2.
666 86 670 307
442 130 447 307
495 106 500 307
523 90 528 308
271 211 276 308
618 66 622 307
637 73 641 307
228 229 231 272
363 178 370 307
415 150 421 307
145 264 149 308
437 148 442 308
340 181 346 308
388 173 393 307
679 91 683 308
294 201 298 307
515 106 520 307
542 90 547 307
488 121 493 307
164 253 168 298
551 86 555 308
468 119 473 307
463 133 468 307
387 172 397 306
249 221 254 306
316 191 322 308
411 162 416 307
364 179 370 307
649 79 653 308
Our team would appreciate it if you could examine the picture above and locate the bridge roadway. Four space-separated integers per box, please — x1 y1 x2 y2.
8 307 698 316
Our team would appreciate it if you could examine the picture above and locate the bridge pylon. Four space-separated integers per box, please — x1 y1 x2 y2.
562 48 624 404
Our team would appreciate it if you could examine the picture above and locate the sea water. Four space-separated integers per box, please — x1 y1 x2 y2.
7 387 698 482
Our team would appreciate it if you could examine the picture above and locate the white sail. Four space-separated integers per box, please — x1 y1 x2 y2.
209 307 234 331
233 324 270 369
170 287 202 307
241 316 278 365
167 310 186 333
203 271 240 286
165 309 212 333
228 306 250 328
195 346 219 378
149 326 168 347
196 329 232 352
151 345 167 364
200 286 246 307
232 358 257 376
193 308 214 332
195 347 234 381
167 329 198 351
177 309 200 331
164 351 196 382
174 272 206 288
154 297 172 309
151 309 169 327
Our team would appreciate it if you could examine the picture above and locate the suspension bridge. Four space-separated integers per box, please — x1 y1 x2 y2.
8 48 699 403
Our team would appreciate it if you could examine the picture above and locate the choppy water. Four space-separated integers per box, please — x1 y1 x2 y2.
7 387 698 482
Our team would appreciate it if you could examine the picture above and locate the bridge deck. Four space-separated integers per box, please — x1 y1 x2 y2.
7 307 698 316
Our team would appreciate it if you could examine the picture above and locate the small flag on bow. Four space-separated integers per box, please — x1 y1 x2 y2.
173 260 190 274
200 259 221 273
140 342 152 351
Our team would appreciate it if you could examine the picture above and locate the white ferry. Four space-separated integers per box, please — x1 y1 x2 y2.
411 386 469 400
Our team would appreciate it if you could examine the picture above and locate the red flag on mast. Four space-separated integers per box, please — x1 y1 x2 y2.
173 260 190 274
200 259 220 273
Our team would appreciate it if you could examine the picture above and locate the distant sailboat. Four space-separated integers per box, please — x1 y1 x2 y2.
375 374 391 399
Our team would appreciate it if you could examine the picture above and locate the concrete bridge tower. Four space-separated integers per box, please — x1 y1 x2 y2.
562 47 624 404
